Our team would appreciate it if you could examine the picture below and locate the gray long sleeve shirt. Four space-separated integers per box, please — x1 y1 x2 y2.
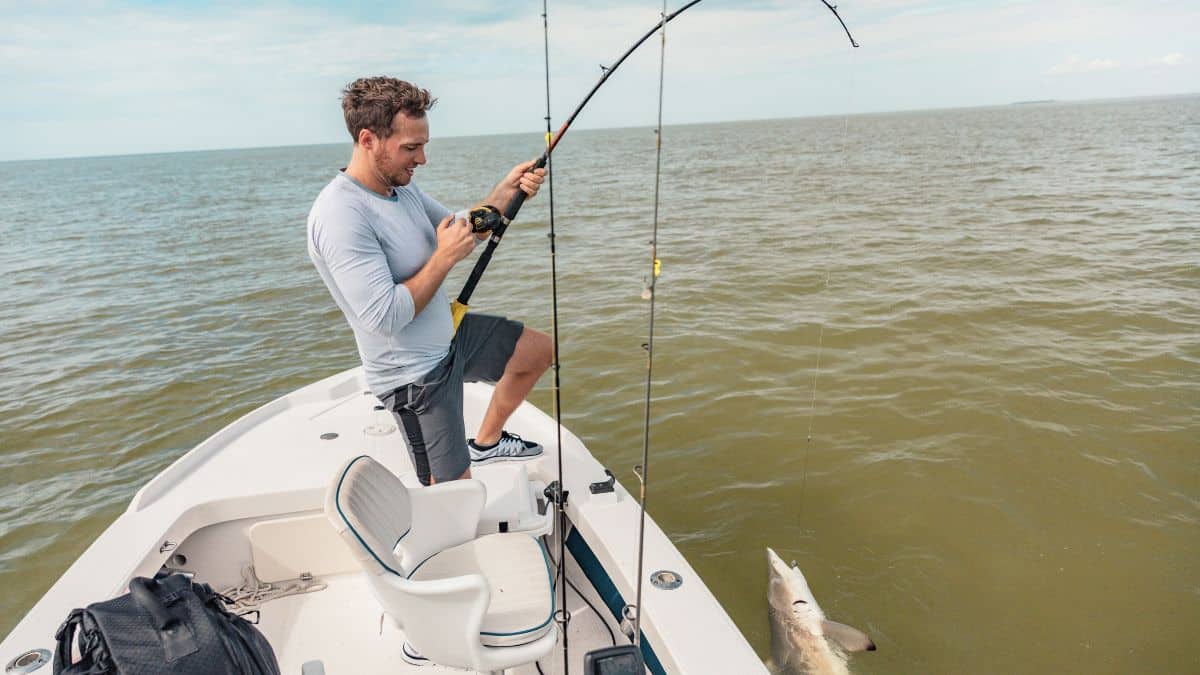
307 172 467 396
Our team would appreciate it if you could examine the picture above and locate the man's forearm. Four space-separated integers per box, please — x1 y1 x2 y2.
483 182 518 211
481 160 541 211
403 251 456 316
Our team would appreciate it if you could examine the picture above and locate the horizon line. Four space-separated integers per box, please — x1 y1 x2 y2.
2 90 1196 165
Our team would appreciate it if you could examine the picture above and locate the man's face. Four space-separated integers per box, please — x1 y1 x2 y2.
370 112 429 188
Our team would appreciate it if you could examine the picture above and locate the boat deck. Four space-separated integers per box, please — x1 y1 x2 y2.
258 558 622 674
1 368 766 674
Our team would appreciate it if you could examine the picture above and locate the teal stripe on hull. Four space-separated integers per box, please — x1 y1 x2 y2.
565 529 666 675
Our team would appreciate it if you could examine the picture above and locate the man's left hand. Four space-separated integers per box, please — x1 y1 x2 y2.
506 159 546 199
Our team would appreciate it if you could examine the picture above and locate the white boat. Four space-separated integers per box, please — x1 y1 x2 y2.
2 367 765 674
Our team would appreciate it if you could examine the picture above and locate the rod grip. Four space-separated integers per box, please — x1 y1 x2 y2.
501 153 548 222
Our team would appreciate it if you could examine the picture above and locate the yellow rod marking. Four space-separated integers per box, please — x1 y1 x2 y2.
451 300 469 331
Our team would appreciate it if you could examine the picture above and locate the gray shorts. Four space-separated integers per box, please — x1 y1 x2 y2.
380 313 524 485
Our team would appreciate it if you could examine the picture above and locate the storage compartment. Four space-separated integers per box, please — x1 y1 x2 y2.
472 464 553 537
249 514 359 583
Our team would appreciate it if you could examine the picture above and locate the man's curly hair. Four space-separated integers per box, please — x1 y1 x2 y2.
341 77 437 143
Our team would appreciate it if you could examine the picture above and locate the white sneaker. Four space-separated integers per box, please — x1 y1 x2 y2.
468 431 544 465
401 642 430 667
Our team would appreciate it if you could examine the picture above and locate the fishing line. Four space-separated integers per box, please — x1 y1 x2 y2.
631 0 670 649
799 27 859 520
460 0 858 664
540 1 572 671
451 0 856 326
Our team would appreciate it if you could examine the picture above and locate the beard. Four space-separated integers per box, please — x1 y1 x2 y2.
373 151 412 188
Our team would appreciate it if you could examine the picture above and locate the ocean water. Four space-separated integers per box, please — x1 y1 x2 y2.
1 95 1197 673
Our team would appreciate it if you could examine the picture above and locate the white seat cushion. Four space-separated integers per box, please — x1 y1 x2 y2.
408 533 554 647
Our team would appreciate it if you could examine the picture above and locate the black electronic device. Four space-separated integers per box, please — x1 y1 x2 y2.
582 644 645 675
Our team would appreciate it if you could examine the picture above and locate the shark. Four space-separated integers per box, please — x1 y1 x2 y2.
766 547 876 675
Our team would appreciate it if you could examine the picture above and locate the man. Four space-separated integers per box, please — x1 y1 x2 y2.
308 76 552 486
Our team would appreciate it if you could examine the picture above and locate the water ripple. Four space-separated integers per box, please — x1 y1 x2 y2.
1 96 1198 672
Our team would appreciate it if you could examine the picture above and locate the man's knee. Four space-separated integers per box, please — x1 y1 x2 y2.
531 329 554 372
512 328 553 375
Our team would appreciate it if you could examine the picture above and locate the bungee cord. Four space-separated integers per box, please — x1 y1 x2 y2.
219 565 326 613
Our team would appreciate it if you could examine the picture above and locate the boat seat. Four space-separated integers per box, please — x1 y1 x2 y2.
408 533 553 646
324 455 556 671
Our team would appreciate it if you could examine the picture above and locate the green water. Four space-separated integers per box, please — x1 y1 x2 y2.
1 95 1197 673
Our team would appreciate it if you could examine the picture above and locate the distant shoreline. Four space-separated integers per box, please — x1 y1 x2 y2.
4 91 1197 164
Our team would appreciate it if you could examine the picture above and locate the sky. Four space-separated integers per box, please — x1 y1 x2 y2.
0 0 1196 161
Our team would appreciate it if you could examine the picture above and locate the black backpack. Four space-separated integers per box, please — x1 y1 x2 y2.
53 574 280 675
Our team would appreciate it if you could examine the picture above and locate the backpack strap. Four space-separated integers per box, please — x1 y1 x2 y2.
128 577 199 662
53 608 88 674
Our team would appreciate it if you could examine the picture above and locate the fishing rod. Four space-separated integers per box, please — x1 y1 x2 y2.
450 0 860 330
535 1 572 674
631 0 670 651
466 1 857 671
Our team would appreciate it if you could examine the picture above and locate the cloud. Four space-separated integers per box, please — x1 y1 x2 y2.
0 0 865 160
1156 53 1188 66
1047 55 1120 75
0 2 547 158
2 0 1198 161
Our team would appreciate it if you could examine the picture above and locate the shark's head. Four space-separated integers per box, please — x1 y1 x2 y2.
766 547 823 623
766 547 877 672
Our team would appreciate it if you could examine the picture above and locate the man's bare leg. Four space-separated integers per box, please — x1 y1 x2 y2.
474 328 553 446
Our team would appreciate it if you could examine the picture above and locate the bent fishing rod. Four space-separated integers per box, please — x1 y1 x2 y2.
450 0 859 329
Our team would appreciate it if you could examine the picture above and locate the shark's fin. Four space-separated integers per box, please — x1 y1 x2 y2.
821 620 876 653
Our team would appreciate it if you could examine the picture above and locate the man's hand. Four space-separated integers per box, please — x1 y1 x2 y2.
402 214 475 317
434 213 475 265
487 159 546 207
511 159 546 198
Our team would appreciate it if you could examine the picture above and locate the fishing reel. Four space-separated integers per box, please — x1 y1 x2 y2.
468 204 506 233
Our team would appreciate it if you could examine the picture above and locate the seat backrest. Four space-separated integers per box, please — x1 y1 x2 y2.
324 455 412 577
